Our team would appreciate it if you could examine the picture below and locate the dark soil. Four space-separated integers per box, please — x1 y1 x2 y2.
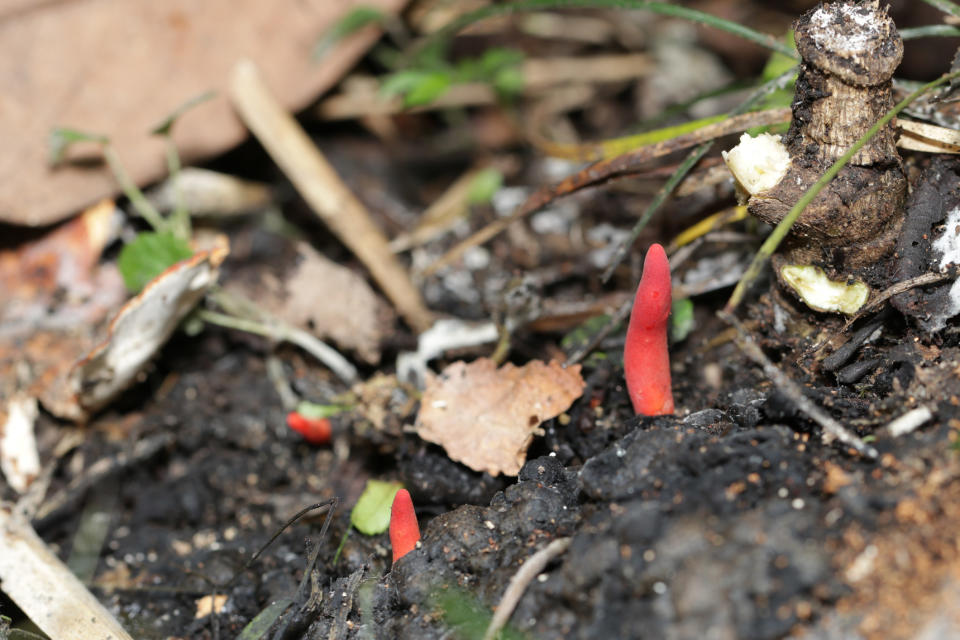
10 3 960 640
25 256 960 639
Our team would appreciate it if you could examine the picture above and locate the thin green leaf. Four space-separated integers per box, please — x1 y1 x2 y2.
237 598 294 640
48 127 109 165
476 47 525 78
747 32 797 135
381 69 453 107
151 90 216 136
466 168 504 205
561 315 614 351
296 401 350 419
350 480 402 535
404 73 452 107
724 68 960 314
671 298 695 342
433 587 529 640
493 65 525 97
117 232 194 293
314 7 386 60
901 25 960 39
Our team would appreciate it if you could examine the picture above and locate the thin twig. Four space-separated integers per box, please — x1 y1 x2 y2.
202 287 358 383
103 145 167 233
565 298 632 366
599 70 795 283
270 499 339 640
197 308 357 384
482 537 572 640
424 106 790 277
33 433 174 528
720 312 878 459
845 271 952 328
601 141 712 283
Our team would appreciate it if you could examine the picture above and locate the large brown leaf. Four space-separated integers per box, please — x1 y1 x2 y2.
0 0 405 226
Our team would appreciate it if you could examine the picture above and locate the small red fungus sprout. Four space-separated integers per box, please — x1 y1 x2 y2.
389 489 421 564
285 411 332 445
624 243 675 416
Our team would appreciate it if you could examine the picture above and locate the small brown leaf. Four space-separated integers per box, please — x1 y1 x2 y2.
276 244 394 364
416 358 585 476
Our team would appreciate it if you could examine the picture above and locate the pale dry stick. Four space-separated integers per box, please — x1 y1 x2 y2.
897 118 960 154
197 308 358 384
230 60 433 333
0 505 134 640
482 537 572 640
423 107 791 276
720 312 878 460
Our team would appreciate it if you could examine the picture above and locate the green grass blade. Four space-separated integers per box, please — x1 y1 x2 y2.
600 67 796 283
920 0 960 19
901 24 960 39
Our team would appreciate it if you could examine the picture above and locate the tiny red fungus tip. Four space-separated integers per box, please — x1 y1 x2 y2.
285 411 332 445
624 243 675 416
389 489 421 564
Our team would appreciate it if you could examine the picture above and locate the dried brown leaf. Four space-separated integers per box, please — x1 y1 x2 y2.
276 245 395 364
416 358 584 476
0 0 406 226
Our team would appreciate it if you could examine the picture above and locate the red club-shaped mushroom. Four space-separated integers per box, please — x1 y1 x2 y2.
624 243 674 416
389 489 421 564
286 411 332 445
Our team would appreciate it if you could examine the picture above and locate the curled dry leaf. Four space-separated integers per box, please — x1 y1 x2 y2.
67 239 230 419
416 358 585 476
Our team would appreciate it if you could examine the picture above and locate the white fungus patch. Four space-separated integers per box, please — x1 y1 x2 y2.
809 3 881 51
932 205 960 322
721 132 790 196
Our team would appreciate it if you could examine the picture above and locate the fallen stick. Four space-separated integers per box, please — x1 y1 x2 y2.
0 503 134 640
230 59 433 333
720 312 878 460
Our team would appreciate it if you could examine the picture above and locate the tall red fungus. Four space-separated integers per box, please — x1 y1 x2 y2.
389 489 421 564
624 243 674 415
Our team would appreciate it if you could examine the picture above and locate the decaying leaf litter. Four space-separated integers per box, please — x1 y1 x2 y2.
5 1 960 638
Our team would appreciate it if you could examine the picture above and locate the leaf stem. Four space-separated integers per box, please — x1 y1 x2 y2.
102 145 168 233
